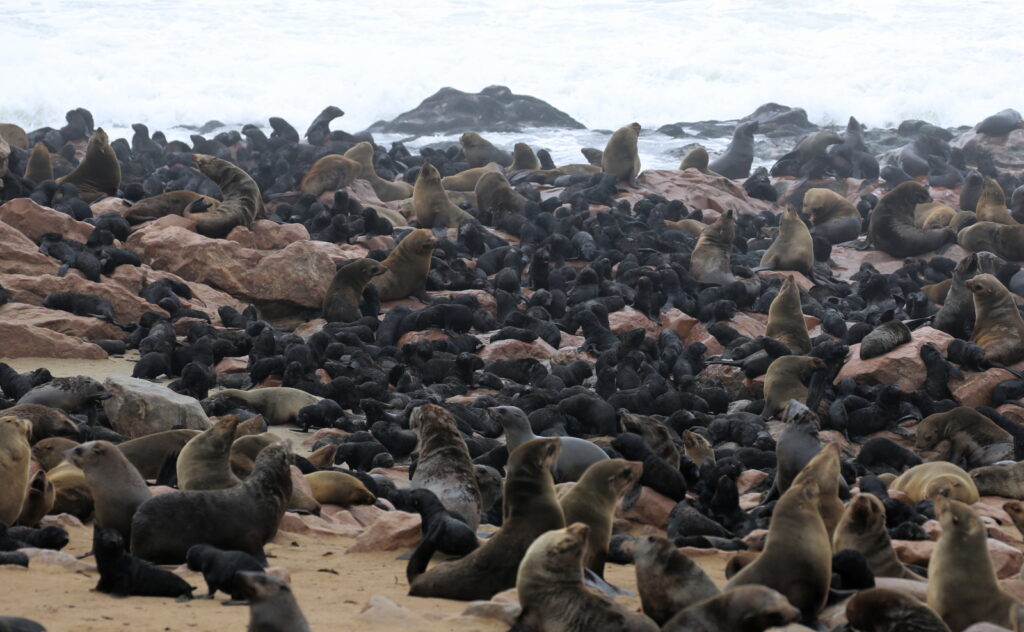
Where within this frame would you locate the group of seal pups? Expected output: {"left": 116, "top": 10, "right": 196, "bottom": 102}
{"left": 5, "top": 103, "right": 1024, "bottom": 630}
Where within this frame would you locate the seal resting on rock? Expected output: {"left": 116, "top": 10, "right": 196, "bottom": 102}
{"left": 299, "top": 154, "right": 360, "bottom": 197}
{"left": 322, "top": 258, "right": 386, "bottom": 323}
{"left": 130, "top": 442, "right": 292, "bottom": 564}
{"left": 846, "top": 587, "right": 950, "bottom": 632}
{"left": 56, "top": 128, "right": 120, "bottom": 202}
{"left": 189, "top": 153, "right": 265, "bottom": 238}
{"left": 915, "top": 407, "right": 1013, "bottom": 468}
{"left": 344, "top": 141, "right": 413, "bottom": 202}
{"left": 758, "top": 206, "right": 815, "bottom": 277}
{"left": 867, "top": 181, "right": 953, "bottom": 257}
{"left": 971, "top": 462, "right": 1024, "bottom": 499}
{"left": 805, "top": 187, "right": 861, "bottom": 245}
{"left": 967, "top": 273, "right": 1024, "bottom": 365}
{"left": 602, "top": 123, "right": 641, "bottom": 185}
{"left": 890, "top": 461, "right": 979, "bottom": 504}
{"left": 369, "top": 228, "right": 437, "bottom": 301}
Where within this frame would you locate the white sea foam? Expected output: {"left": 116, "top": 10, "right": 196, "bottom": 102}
{"left": 4, "top": 0, "right": 1022, "bottom": 170}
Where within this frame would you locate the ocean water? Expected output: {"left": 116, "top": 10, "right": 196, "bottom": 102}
{"left": 4, "top": 0, "right": 1022, "bottom": 169}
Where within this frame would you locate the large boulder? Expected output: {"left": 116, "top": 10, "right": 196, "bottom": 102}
{"left": 364, "top": 85, "right": 585, "bottom": 135}
{"left": 0, "top": 198, "right": 93, "bottom": 243}
{"left": 637, "top": 170, "right": 775, "bottom": 216}
{"left": 0, "top": 221, "right": 59, "bottom": 276}
{"left": 954, "top": 127, "right": 1024, "bottom": 174}
{"left": 106, "top": 264, "right": 248, "bottom": 325}
{"left": 102, "top": 376, "right": 210, "bottom": 438}
{"left": 0, "top": 321, "right": 106, "bottom": 359}
{"left": 0, "top": 272, "right": 166, "bottom": 322}
{"left": 836, "top": 327, "right": 954, "bottom": 391}
{"left": 0, "top": 303, "right": 124, "bottom": 340}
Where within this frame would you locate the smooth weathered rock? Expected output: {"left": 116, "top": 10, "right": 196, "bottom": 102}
{"left": 954, "top": 128, "right": 1024, "bottom": 173}
{"left": 0, "top": 198, "right": 93, "bottom": 243}
{"left": 226, "top": 220, "right": 309, "bottom": 250}
{"left": 0, "top": 220, "right": 60, "bottom": 275}
{"left": 89, "top": 197, "right": 133, "bottom": 218}
{"left": 102, "top": 375, "right": 210, "bottom": 438}
{"left": 836, "top": 326, "right": 954, "bottom": 391}
{"left": 659, "top": 308, "right": 698, "bottom": 340}
{"left": 608, "top": 306, "right": 660, "bottom": 337}
{"left": 831, "top": 243, "right": 972, "bottom": 281}
{"left": 616, "top": 487, "right": 674, "bottom": 528}
{"left": 347, "top": 511, "right": 422, "bottom": 553}
{"left": 0, "top": 322, "right": 107, "bottom": 359}
{"left": 0, "top": 272, "right": 165, "bottom": 322}
{"left": 737, "top": 469, "right": 769, "bottom": 494}
{"left": 19, "top": 547, "right": 96, "bottom": 572}
{"left": 638, "top": 169, "right": 776, "bottom": 216}
{"left": 106, "top": 264, "right": 247, "bottom": 324}
{"left": 952, "top": 366, "right": 1024, "bottom": 408}
{"left": 0, "top": 302, "right": 124, "bottom": 341}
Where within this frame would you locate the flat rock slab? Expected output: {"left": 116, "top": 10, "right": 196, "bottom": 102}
{"left": 103, "top": 375, "right": 210, "bottom": 438}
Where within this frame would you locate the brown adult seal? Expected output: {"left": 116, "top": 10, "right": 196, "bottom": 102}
{"left": 846, "top": 588, "right": 950, "bottom": 632}
{"left": 759, "top": 206, "right": 815, "bottom": 276}
{"left": 509, "top": 143, "right": 540, "bottom": 171}
{"left": 0, "top": 123, "right": 29, "bottom": 149}
{"left": 17, "top": 375, "right": 108, "bottom": 412}
{"left": 915, "top": 407, "right": 1013, "bottom": 468}
{"left": 634, "top": 535, "right": 719, "bottom": 625}
{"left": 761, "top": 356, "right": 826, "bottom": 420}
{"left": 967, "top": 273, "right": 1024, "bottom": 364}
{"left": 440, "top": 163, "right": 501, "bottom": 191}
{"left": 304, "top": 471, "right": 376, "bottom": 507}
{"left": 236, "top": 571, "right": 313, "bottom": 632}
{"left": 958, "top": 221, "right": 1024, "bottom": 261}
{"left": 408, "top": 438, "right": 564, "bottom": 601}
{"left": 33, "top": 437, "right": 79, "bottom": 471}
{"left": 369, "top": 228, "right": 437, "bottom": 301}
{"left": 805, "top": 187, "right": 862, "bottom": 244}
{"left": 176, "top": 415, "right": 241, "bottom": 491}
{"left": 619, "top": 410, "right": 680, "bottom": 468}
{"left": 679, "top": 146, "right": 714, "bottom": 174}
{"left": 24, "top": 142, "right": 53, "bottom": 183}
{"left": 972, "top": 463, "right": 1024, "bottom": 499}
{"left": 117, "top": 429, "right": 201, "bottom": 479}
{"left": 0, "top": 404, "right": 77, "bottom": 441}
{"left": 663, "top": 218, "right": 707, "bottom": 237}
{"left": 559, "top": 458, "right": 641, "bottom": 577}
{"left": 459, "top": 132, "right": 511, "bottom": 168}
{"left": 413, "top": 162, "right": 474, "bottom": 228}
{"left": 188, "top": 153, "right": 265, "bottom": 238}
{"left": 867, "top": 181, "right": 953, "bottom": 257}
{"left": 131, "top": 441, "right": 292, "bottom": 564}
{"left": 514, "top": 523, "right": 659, "bottom": 632}
{"left": 322, "top": 258, "right": 387, "bottom": 323}
{"left": 0, "top": 415, "right": 32, "bottom": 525}
{"left": 57, "top": 128, "right": 120, "bottom": 202}
{"left": 682, "top": 430, "right": 715, "bottom": 466}
{"left": 928, "top": 496, "right": 1021, "bottom": 631}
{"left": 833, "top": 493, "right": 925, "bottom": 580}
{"left": 976, "top": 176, "right": 1017, "bottom": 225}
{"left": 343, "top": 141, "right": 413, "bottom": 202}
{"left": 409, "top": 403, "right": 481, "bottom": 530}
{"left": 602, "top": 123, "right": 641, "bottom": 185}
{"left": 662, "top": 585, "right": 801, "bottom": 632}
{"left": 66, "top": 440, "right": 151, "bottom": 541}
{"left": 790, "top": 442, "right": 844, "bottom": 539}
{"left": 933, "top": 251, "right": 1003, "bottom": 339}
{"left": 299, "top": 154, "right": 360, "bottom": 196}
{"left": 691, "top": 209, "right": 738, "bottom": 285}
{"left": 765, "top": 275, "right": 811, "bottom": 354}
{"left": 211, "top": 388, "right": 321, "bottom": 426}
{"left": 15, "top": 469, "right": 55, "bottom": 527}
{"left": 726, "top": 479, "right": 830, "bottom": 624}
{"left": 890, "top": 461, "right": 979, "bottom": 504}
{"left": 474, "top": 170, "right": 529, "bottom": 214}
{"left": 124, "top": 190, "right": 219, "bottom": 224}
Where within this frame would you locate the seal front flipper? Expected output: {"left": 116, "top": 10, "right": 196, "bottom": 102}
{"left": 406, "top": 521, "right": 443, "bottom": 584}
{"left": 582, "top": 568, "right": 634, "bottom": 596}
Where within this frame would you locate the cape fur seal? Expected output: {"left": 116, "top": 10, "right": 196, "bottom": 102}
{"left": 413, "top": 162, "right": 475, "bottom": 228}
{"left": 559, "top": 458, "right": 641, "bottom": 577}
{"left": 124, "top": 190, "right": 219, "bottom": 224}
{"left": 460, "top": 132, "right": 511, "bottom": 168}
{"left": 410, "top": 403, "right": 481, "bottom": 530}
{"left": 602, "top": 123, "right": 641, "bottom": 185}
{"left": 691, "top": 209, "right": 738, "bottom": 285}
{"left": 24, "top": 142, "right": 53, "bottom": 183}
{"left": 971, "top": 462, "right": 1024, "bottom": 499}
{"left": 237, "top": 570, "right": 313, "bottom": 632}
{"left": 762, "top": 356, "right": 826, "bottom": 420}
{"left": 890, "top": 461, "right": 979, "bottom": 504}
{"left": 130, "top": 442, "right": 292, "bottom": 564}
{"left": 833, "top": 493, "right": 925, "bottom": 580}
{"left": 709, "top": 121, "right": 758, "bottom": 179}
{"left": 56, "top": 128, "right": 120, "bottom": 202}
{"left": 634, "top": 535, "right": 720, "bottom": 625}
{"left": 933, "top": 251, "right": 1003, "bottom": 339}
{"left": 487, "top": 405, "right": 609, "bottom": 482}
{"left": 95, "top": 528, "right": 194, "bottom": 598}
{"left": 513, "top": 523, "right": 659, "bottom": 632}
{"left": 967, "top": 273, "right": 1024, "bottom": 364}
{"left": 440, "top": 163, "right": 501, "bottom": 191}
{"left": 369, "top": 229, "right": 437, "bottom": 301}
{"left": 343, "top": 141, "right": 413, "bottom": 202}
{"left": 185, "top": 544, "right": 265, "bottom": 599}
{"left": 299, "top": 154, "right": 360, "bottom": 196}
{"left": 804, "top": 187, "right": 861, "bottom": 244}
{"left": 679, "top": 146, "right": 714, "bottom": 174}
{"left": 211, "top": 388, "right": 321, "bottom": 426}
{"left": 662, "top": 585, "right": 801, "bottom": 632}
{"left": 176, "top": 415, "right": 241, "bottom": 491}
{"left": 66, "top": 440, "right": 151, "bottom": 541}
{"left": 859, "top": 320, "right": 912, "bottom": 359}
{"left": 304, "top": 471, "right": 376, "bottom": 507}
{"left": 189, "top": 153, "right": 265, "bottom": 238}
{"left": 16, "top": 470, "right": 55, "bottom": 527}
{"left": 0, "top": 404, "right": 77, "bottom": 441}
{"left": 117, "top": 429, "right": 201, "bottom": 479}
{"left": 790, "top": 442, "right": 844, "bottom": 539}
{"left": 509, "top": 143, "right": 540, "bottom": 171}
{"left": 977, "top": 176, "right": 1017, "bottom": 225}
{"left": 765, "top": 275, "right": 811, "bottom": 354}
{"left": 17, "top": 375, "right": 109, "bottom": 412}
{"left": 322, "top": 258, "right": 386, "bottom": 323}
{"left": 846, "top": 588, "right": 950, "bottom": 632}
{"left": 0, "top": 415, "right": 32, "bottom": 525}
{"left": 407, "top": 438, "right": 564, "bottom": 600}
{"left": 868, "top": 181, "right": 953, "bottom": 257}
{"left": 928, "top": 496, "right": 1021, "bottom": 631}
{"left": 957, "top": 221, "right": 1024, "bottom": 261}
{"left": 475, "top": 170, "right": 529, "bottom": 214}
{"left": 915, "top": 407, "right": 1013, "bottom": 468}
{"left": 758, "top": 206, "right": 815, "bottom": 276}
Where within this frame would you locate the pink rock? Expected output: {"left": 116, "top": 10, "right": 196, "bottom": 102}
{"left": 106, "top": 264, "right": 247, "bottom": 324}
{"left": 0, "top": 272, "right": 166, "bottom": 323}
{"left": 922, "top": 519, "right": 942, "bottom": 539}
{"left": 608, "top": 307, "right": 660, "bottom": 337}
{"left": 277, "top": 512, "right": 363, "bottom": 537}
{"left": 952, "top": 366, "right": 1024, "bottom": 408}
{"left": 347, "top": 504, "right": 388, "bottom": 527}
{"left": 398, "top": 329, "right": 451, "bottom": 346}
{"left": 478, "top": 338, "right": 562, "bottom": 363}
{"left": 215, "top": 356, "right": 248, "bottom": 375}
{"left": 659, "top": 308, "right": 698, "bottom": 339}
{"left": 637, "top": 170, "right": 776, "bottom": 216}
{"left": 892, "top": 539, "right": 933, "bottom": 566}
{"left": 294, "top": 319, "right": 326, "bottom": 339}
{"left": 975, "top": 496, "right": 1015, "bottom": 526}
{"left": 685, "top": 312, "right": 771, "bottom": 356}
{"left": 989, "top": 538, "right": 1024, "bottom": 578}
{"left": 0, "top": 302, "right": 123, "bottom": 341}
{"left": 346, "top": 511, "right": 422, "bottom": 553}
{"left": 353, "top": 235, "right": 393, "bottom": 252}
{"left": 737, "top": 470, "right": 769, "bottom": 494}
{"left": 0, "top": 321, "right": 107, "bottom": 359}
{"left": 873, "top": 577, "right": 929, "bottom": 601}
{"left": 0, "top": 198, "right": 93, "bottom": 243}
{"left": 740, "top": 492, "right": 763, "bottom": 511}
{"left": 835, "top": 326, "right": 953, "bottom": 391}
{"left": 226, "top": 220, "right": 309, "bottom": 250}
{"left": 40, "top": 513, "right": 84, "bottom": 529}
{"left": 615, "top": 487, "right": 674, "bottom": 528}
{"left": 89, "top": 197, "right": 133, "bottom": 217}
{"left": 757, "top": 270, "right": 814, "bottom": 293}
{"left": 0, "top": 221, "right": 60, "bottom": 276}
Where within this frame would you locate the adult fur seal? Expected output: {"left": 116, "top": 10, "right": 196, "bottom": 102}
{"left": 890, "top": 461, "right": 979, "bottom": 504}
{"left": 410, "top": 403, "right": 481, "bottom": 530}
{"left": 679, "top": 146, "right": 714, "bottom": 174}
{"left": 602, "top": 123, "right": 641, "bottom": 185}
{"left": 977, "top": 177, "right": 1017, "bottom": 225}
{"left": 237, "top": 570, "right": 313, "bottom": 632}
{"left": 682, "top": 430, "right": 715, "bottom": 466}
{"left": 833, "top": 493, "right": 925, "bottom": 580}
{"left": 868, "top": 181, "right": 953, "bottom": 257}
{"left": 66, "top": 440, "right": 151, "bottom": 541}
{"left": 859, "top": 320, "right": 912, "bottom": 359}
{"left": 322, "top": 258, "right": 386, "bottom": 323}
{"left": 15, "top": 470, "right": 54, "bottom": 527}
{"left": 967, "top": 273, "right": 1024, "bottom": 364}
{"left": 343, "top": 141, "right": 413, "bottom": 202}
{"left": 790, "top": 442, "right": 844, "bottom": 539}
{"left": 934, "top": 251, "right": 1003, "bottom": 339}
{"left": 189, "top": 153, "right": 264, "bottom": 238}
{"left": 772, "top": 399, "right": 823, "bottom": 495}
{"left": 299, "top": 154, "right": 360, "bottom": 196}
{"left": 0, "top": 404, "right": 77, "bottom": 441}
{"left": 513, "top": 523, "right": 659, "bottom": 632}
{"left": 928, "top": 496, "right": 1021, "bottom": 631}
{"left": 475, "top": 170, "right": 529, "bottom": 214}
{"left": 407, "top": 438, "right": 564, "bottom": 601}
{"left": 765, "top": 275, "right": 811, "bottom": 354}
{"left": 762, "top": 356, "right": 826, "bottom": 420}
{"left": 559, "top": 458, "right": 641, "bottom": 577}
{"left": 413, "top": 162, "right": 474, "bottom": 228}
{"left": 304, "top": 471, "right": 376, "bottom": 507}
{"left": 460, "top": 132, "right": 511, "bottom": 168}
{"left": 117, "top": 429, "right": 201, "bottom": 479}
{"left": 369, "top": 228, "right": 437, "bottom": 301}
{"left": 634, "top": 535, "right": 719, "bottom": 625}
{"left": 56, "top": 128, "right": 120, "bottom": 202}
{"left": 17, "top": 375, "right": 108, "bottom": 412}
{"left": 846, "top": 588, "right": 950, "bottom": 632}
{"left": 915, "top": 407, "right": 1013, "bottom": 468}
{"left": 971, "top": 462, "right": 1024, "bottom": 499}
{"left": 0, "top": 415, "right": 32, "bottom": 525}
{"left": 24, "top": 142, "right": 53, "bottom": 184}
{"left": 758, "top": 206, "right": 814, "bottom": 276}
{"left": 691, "top": 209, "right": 738, "bottom": 285}
{"left": 661, "top": 585, "right": 801, "bottom": 632}
{"left": 176, "top": 415, "right": 241, "bottom": 491}
{"left": 130, "top": 442, "right": 292, "bottom": 564}
{"left": 725, "top": 479, "right": 831, "bottom": 624}
{"left": 957, "top": 221, "right": 1024, "bottom": 261}
{"left": 124, "top": 191, "right": 219, "bottom": 224}
{"left": 440, "top": 163, "right": 501, "bottom": 191}
{"left": 509, "top": 143, "right": 540, "bottom": 171}
{"left": 804, "top": 188, "right": 861, "bottom": 244}
{"left": 709, "top": 120, "right": 758, "bottom": 179}
{"left": 47, "top": 461, "right": 93, "bottom": 520}
{"left": 212, "top": 388, "right": 321, "bottom": 426}
{"left": 487, "top": 405, "right": 609, "bottom": 482}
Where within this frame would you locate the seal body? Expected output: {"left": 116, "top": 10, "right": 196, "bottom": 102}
{"left": 762, "top": 357, "right": 825, "bottom": 420}
{"left": 130, "top": 442, "right": 292, "bottom": 564}
{"left": 0, "top": 415, "right": 32, "bottom": 525}
{"left": 413, "top": 162, "right": 474, "bottom": 227}
{"left": 0, "top": 404, "right": 77, "bottom": 441}
{"left": 833, "top": 493, "right": 924, "bottom": 580}
{"left": 322, "top": 259, "right": 386, "bottom": 323}
{"left": 15, "top": 470, "right": 55, "bottom": 528}
{"left": 691, "top": 209, "right": 737, "bottom": 285}
{"left": 487, "top": 405, "right": 608, "bottom": 482}
{"left": 859, "top": 320, "right": 912, "bottom": 359}
{"left": 213, "top": 388, "right": 321, "bottom": 426}
{"left": 662, "top": 585, "right": 801, "bottom": 632}
{"left": 971, "top": 462, "right": 1024, "bottom": 499}
{"left": 299, "top": 154, "right": 360, "bottom": 196}
{"left": 176, "top": 415, "right": 241, "bottom": 491}
{"left": 17, "top": 376, "right": 108, "bottom": 412}
{"left": 805, "top": 188, "right": 861, "bottom": 244}
{"left": 370, "top": 229, "right": 437, "bottom": 301}
{"left": 344, "top": 141, "right": 413, "bottom": 202}
{"left": 760, "top": 206, "right": 814, "bottom": 276}
{"left": 237, "top": 570, "right": 312, "bottom": 632}
{"left": 410, "top": 404, "right": 481, "bottom": 529}
{"left": 968, "top": 273, "right": 1024, "bottom": 364}
{"left": 118, "top": 429, "right": 201, "bottom": 479}
{"left": 846, "top": 588, "right": 950, "bottom": 632}
{"left": 460, "top": 132, "right": 511, "bottom": 168}
{"left": 304, "top": 471, "right": 376, "bottom": 507}
{"left": 765, "top": 275, "right": 811, "bottom": 354}
{"left": 934, "top": 252, "right": 1003, "bottom": 339}
{"left": 890, "top": 461, "right": 979, "bottom": 504}
{"left": 634, "top": 535, "right": 719, "bottom": 625}
{"left": 189, "top": 153, "right": 264, "bottom": 238}
{"left": 709, "top": 121, "right": 757, "bottom": 179}
{"left": 185, "top": 544, "right": 266, "bottom": 599}
{"left": 790, "top": 442, "right": 844, "bottom": 539}
{"left": 94, "top": 528, "right": 193, "bottom": 598}
{"left": 868, "top": 181, "right": 952, "bottom": 257}
{"left": 958, "top": 221, "right": 1024, "bottom": 261}
{"left": 915, "top": 407, "right": 1013, "bottom": 468}
{"left": 24, "top": 142, "right": 53, "bottom": 183}
{"left": 66, "top": 440, "right": 151, "bottom": 541}
{"left": 602, "top": 123, "right": 641, "bottom": 184}
{"left": 56, "top": 128, "right": 120, "bottom": 201}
